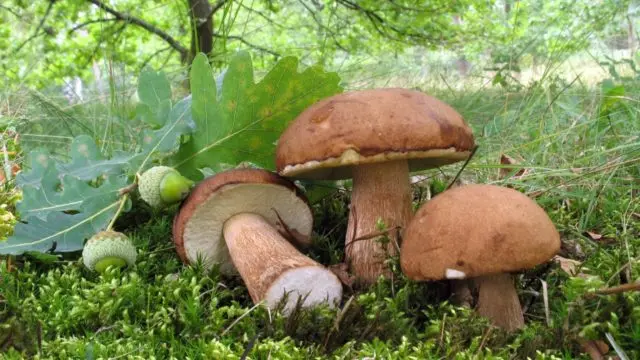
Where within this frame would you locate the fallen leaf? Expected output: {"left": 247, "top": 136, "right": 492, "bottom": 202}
{"left": 527, "top": 190, "right": 544, "bottom": 198}
{"left": 499, "top": 154, "right": 527, "bottom": 179}
{"left": 578, "top": 339, "right": 610, "bottom": 360}
{"left": 553, "top": 255, "right": 582, "bottom": 276}
{"left": 328, "top": 263, "right": 355, "bottom": 289}
{"left": 584, "top": 231, "right": 617, "bottom": 245}
{"left": 586, "top": 231, "right": 603, "bottom": 240}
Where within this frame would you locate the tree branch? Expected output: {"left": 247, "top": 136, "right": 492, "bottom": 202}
{"left": 10, "top": 0, "right": 55, "bottom": 56}
{"left": 0, "top": 4, "right": 22, "bottom": 19}
{"left": 68, "top": 18, "right": 118, "bottom": 34}
{"left": 212, "top": 33, "right": 280, "bottom": 57}
{"left": 86, "top": 0, "right": 188, "bottom": 59}
{"left": 139, "top": 46, "right": 172, "bottom": 71}
{"left": 210, "top": 0, "right": 228, "bottom": 17}
{"left": 297, "top": 0, "right": 348, "bottom": 52}
{"left": 335, "top": 0, "right": 440, "bottom": 44}
{"left": 239, "top": 2, "right": 289, "bottom": 30}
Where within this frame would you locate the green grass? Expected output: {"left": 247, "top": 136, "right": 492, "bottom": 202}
{"left": 1, "top": 59, "right": 639, "bottom": 359}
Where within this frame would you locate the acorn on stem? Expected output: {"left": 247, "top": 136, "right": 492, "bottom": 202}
{"left": 138, "top": 166, "right": 194, "bottom": 209}
{"left": 82, "top": 231, "right": 137, "bottom": 273}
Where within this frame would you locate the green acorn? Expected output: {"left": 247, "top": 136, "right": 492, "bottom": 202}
{"left": 82, "top": 231, "right": 137, "bottom": 273}
{"left": 138, "top": 166, "right": 194, "bottom": 209}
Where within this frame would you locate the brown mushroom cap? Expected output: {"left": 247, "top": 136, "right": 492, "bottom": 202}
{"left": 275, "top": 88, "right": 475, "bottom": 180}
{"left": 172, "top": 168, "right": 313, "bottom": 274}
{"left": 400, "top": 184, "right": 560, "bottom": 281}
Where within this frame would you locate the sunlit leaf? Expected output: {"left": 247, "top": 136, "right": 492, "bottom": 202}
{"left": 171, "top": 51, "right": 343, "bottom": 180}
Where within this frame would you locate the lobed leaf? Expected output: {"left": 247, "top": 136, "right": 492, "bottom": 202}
{"left": 171, "top": 51, "right": 343, "bottom": 180}
{"left": 136, "top": 66, "right": 173, "bottom": 128}
{"left": 1, "top": 175, "right": 127, "bottom": 255}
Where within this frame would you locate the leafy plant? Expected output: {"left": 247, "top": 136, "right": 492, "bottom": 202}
{"left": 171, "top": 52, "right": 342, "bottom": 180}
{"left": 0, "top": 51, "right": 342, "bottom": 256}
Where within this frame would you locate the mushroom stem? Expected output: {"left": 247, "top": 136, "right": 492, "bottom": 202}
{"left": 474, "top": 273, "right": 525, "bottom": 332}
{"left": 223, "top": 213, "right": 342, "bottom": 313}
{"left": 346, "top": 160, "right": 412, "bottom": 285}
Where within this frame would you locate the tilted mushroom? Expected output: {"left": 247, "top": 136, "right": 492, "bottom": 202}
{"left": 400, "top": 184, "right": 560, "bottom": 331}
{"left": 275, "top": 88, "right": 475, "bottom": 285}
{"left": 172, "top": 168, "right": 342, "bottom": 313}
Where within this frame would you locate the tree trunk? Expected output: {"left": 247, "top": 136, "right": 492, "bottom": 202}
{"left": 188, "top": 0, "right": 214, "bottom": 64}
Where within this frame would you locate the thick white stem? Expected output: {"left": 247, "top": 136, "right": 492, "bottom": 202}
{"left": 474, "top": 273, "right": 525, "bottom": 332}
{"left": 345, "top": 160, "right": 412, "bottom": 285}
{"left": 223, "top": 213, "right": 342, "bottom": 314}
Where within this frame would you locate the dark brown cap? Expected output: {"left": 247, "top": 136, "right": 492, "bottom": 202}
{"left": 400, "top": 184, "right": 560, "bottom": 281}
{"left": 275, "top": 88, "right": 475, "bottom": 180}
{"left": 172, "top": 168, "right": 313, "bottom": 274}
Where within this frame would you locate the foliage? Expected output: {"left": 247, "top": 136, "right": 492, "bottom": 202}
{"left": 172, "top": 52, "right": 342, "bottom": 179}
{"left": 2, "top": 0, "right": 634, "bottom": 89}
{"left": 1, "top": 0, "right": 640, "bottom": 357}
{"left": 0, "top": 50, "right": 341, "bottom": 255}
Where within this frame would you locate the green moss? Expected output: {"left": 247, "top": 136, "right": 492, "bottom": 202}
{"left": 1, "top": 73, "right": 639, "bottom": 359}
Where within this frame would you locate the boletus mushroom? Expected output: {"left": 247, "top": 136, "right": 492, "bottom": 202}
{"left": 400, "top": 184, "right": 560, "bottom": 332}
{"left": 275, "top": 88, "right": 475, "bottom": 285}
{"left": 172, "top": 168, "right": 342, "bottom": 313}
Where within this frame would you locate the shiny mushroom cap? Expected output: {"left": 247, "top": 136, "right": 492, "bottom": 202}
{"left": 275, "top": 88, "right": 475, "bottom": 180}
{"left": 400, "top": 184, "right": 560, "bottom": 281}
{"left": 172, "top": 168, "right": 313, "bottom": 275}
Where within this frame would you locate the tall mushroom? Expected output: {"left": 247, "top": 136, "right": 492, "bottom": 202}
{"left": 275, "top": 88, "right": 475, "bottom": 285}
{"left": 400, "top": 184, "right": 560, "bottom": 331}
{"left": 173, "top": 168, "right": 342, "bottom": 313}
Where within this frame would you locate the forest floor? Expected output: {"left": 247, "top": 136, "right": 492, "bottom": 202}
{"left": 1, "top": 57, "right": 639, "bottom": 359}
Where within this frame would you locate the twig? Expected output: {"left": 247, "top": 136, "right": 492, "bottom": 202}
{"left": 446, "top": 145, "right": 479, "bottom": 190}
{"left": 344, "top": 225, "right": 402, "bottom": 254}
{"left": 106, "top": 194, "right": 130, "bottom": 231}
{"left": 0, "top": 5, "right": 22, "bottom": 19}
{"left": 212, "top": 33, "right": 281, "bottom": 57}
{"left": 86, "top": 0, "right": 188, "bottom": 58}
{"left": 68, "top": 18, "right": 118, "bottom": 33}
{"left": 118, "top": 182, "right": 138, "bottom": 196}
{"left": 586, "top": 281, "right": 640, "bottom": 298}
{"left": 139, "top": 46, "right": 172, "bottom": 71}
{"left": 10, "top": 0, "right": 55, "bottom": 56}
{"left": 209, "top": 0, "right": 228, "bottom": 17}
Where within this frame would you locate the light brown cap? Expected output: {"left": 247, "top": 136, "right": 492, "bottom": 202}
{"left": 400, "top": 184, "right": 560, "bottom": 281}
{"left": 172, "top": 168, "right": 313, "bottom": 274}
{"left": 275, "top": 88, "right": 475, "bottom": 180}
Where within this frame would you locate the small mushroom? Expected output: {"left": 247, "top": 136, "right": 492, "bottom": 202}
{"left": 400, "top": 184, "right": 560, "bottom": 331}
{"left": 172, "top": 168, "right": 342, "bottom": 313}
{"left": 276, "top": 88, "right": 475, "bottom": 285}
{"left": 82, "top": 230, "right": 137, "bottom": 273}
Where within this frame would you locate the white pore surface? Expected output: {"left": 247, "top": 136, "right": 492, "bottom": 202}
{"left": 265, "top": 266, "right": 343, "bottom": 314}
{"left": 183, "top": 183, "right": 313, "bottom": 275}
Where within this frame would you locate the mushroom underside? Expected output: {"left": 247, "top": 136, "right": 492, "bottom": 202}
{"left": 180, "top": 183, "right": 313, "bottom": 274}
